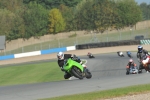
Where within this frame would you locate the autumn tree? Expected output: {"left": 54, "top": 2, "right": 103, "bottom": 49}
{"left": 49, "top": 8, "right": 66, "bottom": 34}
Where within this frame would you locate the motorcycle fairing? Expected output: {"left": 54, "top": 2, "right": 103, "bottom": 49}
{"left": 63, "top": 58, "right": 84, "bottom": 73}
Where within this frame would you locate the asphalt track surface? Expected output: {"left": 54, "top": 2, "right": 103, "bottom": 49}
{"left": 0, "top": 53, "right": 150, "bottom": 100}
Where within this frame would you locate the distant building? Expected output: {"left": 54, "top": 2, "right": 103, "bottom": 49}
{"left": 0, "top": 36, "right": 6, "bottom": 51}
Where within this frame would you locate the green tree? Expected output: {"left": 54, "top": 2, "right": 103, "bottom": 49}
{"left": 115, "top": 0, "right": 142, "bottom": 27}
{"left": 75, "top": 0, "right": 117, "bottom": 32}
{"left": 23, "top": 0, "right": 81, "bottom": 9}
{"left": 0, "top": 0, "right": 25, "bottom": 40}
{"left": 93, "top": 0, "right": 116, "bottom": 32}
{"left": 140, "top": 3, "right": 150, "bottom": 20}
{"left": 49, "top": 8, "right": 66, "bottom": 34}
{"left": 0, "top": 9, "right": 24, "bottom": 40}
{"left": 62, "top": 0, "right": 81, "bottom": 7}
{"left": 74, "top": 0, "right": 96, "bottom": 30}
{"left": 23, "top": 2, "right": 49, "bottom": 39}
{"left": 59, "top": 4, "right": 75, "bottom": 31}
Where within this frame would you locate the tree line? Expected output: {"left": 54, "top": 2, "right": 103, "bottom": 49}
{"left": 0, "top": 0, "right": 149, "bottom": 41}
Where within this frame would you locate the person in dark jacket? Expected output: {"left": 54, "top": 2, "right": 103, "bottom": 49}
{"left": 57, "top": 51, "right": 83, "bottom": 79}
{"left": 87, "top": 52, "right": 95, "bottom": 58}
{"left": 137, "top": 45, "right": 149, "bottom": 60}
{"left": 126, "top": 51, "right": 132, "bottom": 58}
{"left": 126, "top": 59, "right": 137, "bottom": 75}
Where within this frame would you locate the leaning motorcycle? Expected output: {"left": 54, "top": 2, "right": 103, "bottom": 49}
{"left": 87, "top": 54, "right": 95, "bottom": 58}
{"left": 126, "top": 66, "right": 138, "bottom": 75}
{"left": 117, "top": 51, "right": 124, "bottom": 57}
{"left": 126, "top": 52, "right": 132, "bottom": 58}
{"left": 63, "top": 58, "right": 92, "bottom": 79}
{"left": 139, "top": 55, "right": 150, "bottom": 73}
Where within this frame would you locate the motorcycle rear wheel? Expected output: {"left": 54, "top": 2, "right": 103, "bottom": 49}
{"left": 84, "top": 68, "right": 92, "bottom": 79}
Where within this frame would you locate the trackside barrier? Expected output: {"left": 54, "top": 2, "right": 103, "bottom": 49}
{"left": 0, "top": 46, "right": 76, "bottom": 61}
{"left": 0, "top": 54, "right": 14, "bottom": 60}
{"left": 76, "top": 40, "right": 140, "bottom": 50}
{"left": 41, "top": 47, "right": 67, "bottom": 55}
{"left": 14, "top": 51, "right": 41, "bottom": 58}
{"left": 140, "top": 40, "right": 150, "bottom": 45}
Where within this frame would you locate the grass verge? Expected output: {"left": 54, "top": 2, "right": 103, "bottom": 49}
{"left": 40, "top": 84, "right": 150, "bottom": 100}
{"left": 0, "top": 61, "right": 64, "bottom": 86}
{"left": 0, "top": 59, "right": 86, "bottom": 86}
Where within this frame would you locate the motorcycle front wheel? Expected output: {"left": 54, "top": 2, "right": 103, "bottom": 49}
{"left": 71, "top": 67, "right": 83, "bottom": 79}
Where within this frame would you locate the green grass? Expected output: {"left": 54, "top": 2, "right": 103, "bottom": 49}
{"left": 68, "top": 33, "right": 77, "bottom": 38}
{"left": 0, "top": 62, "right": 64, "bottom": 86}
{"left": 40, "top": 84, "right": 150, "bottom": 100}
{"left": 0, "top": 60, "right": 86, "bottom": 86}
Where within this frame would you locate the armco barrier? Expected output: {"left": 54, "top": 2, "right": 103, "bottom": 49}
{"left": 0, "top": 46, "right": 76, "bottom": 61}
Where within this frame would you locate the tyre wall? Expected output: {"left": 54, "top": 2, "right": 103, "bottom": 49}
{"left": 76, "top": 40, "right": 141, "bottom": 50}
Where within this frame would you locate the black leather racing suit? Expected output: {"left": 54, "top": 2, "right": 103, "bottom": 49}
{"left": 137, "top": 49, "right": 149, "bottom": 59}
{"left": 57, "top": 54, "right": 81, "bottom": 79}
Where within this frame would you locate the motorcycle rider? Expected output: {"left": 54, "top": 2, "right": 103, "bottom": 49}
{"left": 87, "top": 52, "right": 92, "bottom": 56}
{"left": 87, "top": 52, "right": 94, "bottom": 58}
{"left": 126, "top": 51, "right": 132, "bottom": 58}
{"left": 117, "top": 51, "right": 124, "bottom": 57}
{"left": 57, "top": 51, "right": 85, "bottom": 79}
{"left": 139, "top": 54, "right": 150, "bottom": 73}
{"left": 126, "top": 59, "right": 137, "bottom": 75}
{"left": 142, "top": 54, "right": 150, "bottom": 65}
{"left": 137, "top": 45, "right": 149, "bottom": 60}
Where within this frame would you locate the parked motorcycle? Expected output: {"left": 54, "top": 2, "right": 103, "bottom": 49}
{"left": 126, "top": 66, "right": 138, "bottom": 75}
{"left": 63, "top": 58, "right": 92, "bottom": 79}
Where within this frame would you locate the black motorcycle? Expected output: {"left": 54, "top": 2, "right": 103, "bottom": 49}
{"left": 87, "top": 54, "right": 95, "bottom": 58}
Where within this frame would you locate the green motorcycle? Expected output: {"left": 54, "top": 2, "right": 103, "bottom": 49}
{"left": 63, "top": 58, "right": 92, "bottom": 79}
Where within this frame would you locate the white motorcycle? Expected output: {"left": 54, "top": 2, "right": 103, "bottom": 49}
{"left": 117, "top": 51, "right": 124, "bottom": 57}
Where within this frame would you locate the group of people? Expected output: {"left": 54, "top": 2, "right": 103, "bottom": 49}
{"left": 126, "top": 45, "right": 150, "bottom": 74}
{"left": 56, "top": 45, "right": 149, "bottom": 79}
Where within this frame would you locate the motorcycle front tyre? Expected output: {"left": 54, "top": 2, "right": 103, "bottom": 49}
{"left": 71, "top": 67, "right": 83, "bottom": 79}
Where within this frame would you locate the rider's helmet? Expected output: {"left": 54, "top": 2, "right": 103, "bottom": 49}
{"left": 129, "top": 59, "right": 133, "bottom": 63}
{"left": 57, "top": 52, "right": 64, "bottom": 60}
{"left": 138, "top": 45, "right": 143, "bottom": 52}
